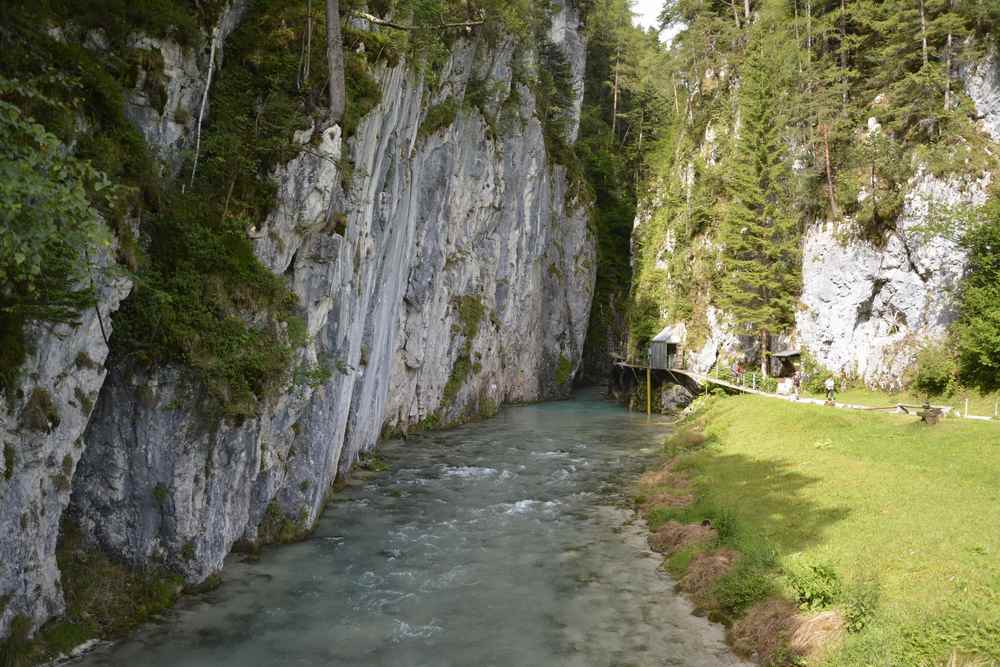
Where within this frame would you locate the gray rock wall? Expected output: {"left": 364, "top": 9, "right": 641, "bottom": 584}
{"left": 798, "top": 171, "right": 990, "bottom": 387}
{"left": 0, "top": 251, "right": 130, "bottom": 636}
{"left": 1, "top": 2, "right": 594, "bottom": 641}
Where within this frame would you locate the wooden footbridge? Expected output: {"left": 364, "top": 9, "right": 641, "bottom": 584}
{"left": 613, "top": 360, "right": 973, "bottom": 420}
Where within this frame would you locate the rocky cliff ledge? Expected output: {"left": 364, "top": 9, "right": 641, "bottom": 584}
{"left": 0, "top": 0, "right": 594, "bottom": 639}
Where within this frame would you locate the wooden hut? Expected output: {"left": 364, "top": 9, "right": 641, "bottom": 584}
{"left": 648, "top": 324, "right": 684, "bottom": 370}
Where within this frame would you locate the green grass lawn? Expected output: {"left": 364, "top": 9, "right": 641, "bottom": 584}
{"left": 653, "top": 394, "right": 1000, "bottom": 665}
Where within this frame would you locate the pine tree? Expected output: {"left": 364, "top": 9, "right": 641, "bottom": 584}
{"left": 716, "top": 29, "right": 802, "bottom": 375}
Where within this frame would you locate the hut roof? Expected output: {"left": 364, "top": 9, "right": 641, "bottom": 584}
{"left": 652, "top": 324, "right": 684, "bottom": 344}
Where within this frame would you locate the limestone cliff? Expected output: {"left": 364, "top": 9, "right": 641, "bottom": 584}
{"left": 631, "top": 54, "right": 1000, "bottom": 387}
{"left": 0, "top": 1, "right": 594, "bottom": 640}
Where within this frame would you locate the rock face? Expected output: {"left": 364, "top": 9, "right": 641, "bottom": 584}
{"left": 124, "top": 1, "right": 248, "bottom": 172}
{"left": 0, "top": 4, "right": 248, "bottom": 638}
{"left": 797, "top": 172, "right": 990, "bottom": 387}
{"left": 0, "top": 251, "right": 130, "bottom": 636}
{"left": 72, "top": 0, "right": 591, "bottom": 614}
{"left": 1, "top": 2, "right": 593, "bottom": 641}
{"left": 963, "top": 52, "right": 1000, "bottom": 143}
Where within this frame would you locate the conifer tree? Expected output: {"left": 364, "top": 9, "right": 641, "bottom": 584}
{"left": 716, "top": 29, "right": 801, "bottom": 375}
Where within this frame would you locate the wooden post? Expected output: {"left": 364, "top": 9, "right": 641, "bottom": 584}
{"left": 646, "top": 365, "right": 652, "bottom": 417}
{"left": 965, "top": 398, "right": 969, "bottom": 418}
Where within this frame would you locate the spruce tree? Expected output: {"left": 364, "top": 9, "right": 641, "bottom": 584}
{"left": 716, "top": 29, "right": 802, "bottom": 375}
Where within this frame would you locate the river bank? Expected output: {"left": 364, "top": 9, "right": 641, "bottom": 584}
{"left": 636, "top": 393, "right": 1000, "bottom": 666}
{"left": 55, "top": 391, "right": 747, "bottom": 666}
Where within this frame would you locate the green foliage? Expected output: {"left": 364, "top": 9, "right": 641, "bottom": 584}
{"left": 111, "top": 0, "right": 335, "bottom": 418}
{"left": 442, "top": 295, "right": 485, "bottom": 405}
{"left": 22, "top": 519, "right": 185, "bottom": 663}
{"left": 713, "top": 562, "right": 775, "bottom": 619}
{"left": 714, "top": 27, "right": 801, "bottom": 344}
{"left": 0, "top": 78, "right": 117, "bottom": 394}
{"left": 21, "top": 389, "right": 60, "bottom": 433}
{"left": 554, "top": 355, "right": 573, "bottom": 386}
{"left": 152, "top": 483, "right": 169, "bottom": 504}
{"left": 909, "top": 341, "right": 959, "bottom": 398}
{"left": 956, "top": 200, "right": 1000, "bottom": 393}
{"left": 258, "top": 500, "right": 310, "bottom": 545}
{"left": 418, "top": 97, "right": 459, "bottom": 141}
{"left": 843, "top": 575, "right": 881, "bottom": 634}
{"left": 2, "top": 444, "right": 13, "bottom": 481}
{"left": 787, "top": 559, "right": 843, "bottom": 610}
{"left": 0, "top": 614, "right": 31, "bottom": 667}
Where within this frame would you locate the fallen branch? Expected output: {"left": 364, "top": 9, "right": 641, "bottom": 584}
{"left": 351, "top": 10, "right": 485, "bottom": 31}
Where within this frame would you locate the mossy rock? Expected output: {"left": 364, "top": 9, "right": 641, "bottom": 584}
{"left": 20, "top": 389, "right": 60, "bottom": 433}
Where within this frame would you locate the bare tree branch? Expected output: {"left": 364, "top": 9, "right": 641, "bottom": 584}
{"left": 350, "top": 10, "right": 485, "bottom": 31}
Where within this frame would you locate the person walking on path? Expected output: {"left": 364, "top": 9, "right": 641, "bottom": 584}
{"left": 824, "top": 377, "right": 836, "bottom": 403}
{"left": 793, "top": 370, "right": 802, "bottom": 400}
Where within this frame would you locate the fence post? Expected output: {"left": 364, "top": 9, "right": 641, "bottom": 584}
{"left": 965, "top": 398, "right": 970, "bottom": 418}
{"left": 646, "top": 365, "right": 652, "bottom": 417}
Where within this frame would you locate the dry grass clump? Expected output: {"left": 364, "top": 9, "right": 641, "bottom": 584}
{"left": 636, "top": 460, "right": 694, "bottom": 510}
{"left": 940, "top": 652, "right": 1000, "bottom": 667}
{"left": 679, "top": 548, "right": 740, "bottom": 607}
{"left": 789, "top": 609, "right": 846, "bottom": 662}
{"left": 647, "top": 520, "right": 716, "bottom": 555}
{"left": 730, "top": 597, "right": 799, "bottom": 665}
{"left": 730, "top": 598, "right": 846, "bottom": 666}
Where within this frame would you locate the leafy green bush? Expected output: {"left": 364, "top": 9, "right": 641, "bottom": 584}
{"left": 956, "top": 201, "right": 1000, "bottom": 394}
{"left": 909, "top": 342, "right": 959, "bottom": 399}
{"left": 787, "top": 559, "right": 843, "bottom": 610}
{"left": 714, "top": 563, "right": 775, "bottom": 618}
{"left": 0, "top": 79, "right": 117, "bottom": 393}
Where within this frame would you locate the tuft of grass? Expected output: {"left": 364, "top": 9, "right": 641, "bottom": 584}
{"left": 554, "top": 355, "right": 573, "bottom": 386}
{"left": 442, "top": 295, "right": 486, "bottom": 406}
{"left": 257, "top": 500, "right": 310, "bottom": 545}
{"left": 20, "top": 389, "right": 60, "bottom": 433}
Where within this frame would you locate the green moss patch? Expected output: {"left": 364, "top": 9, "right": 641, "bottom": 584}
{"left": 442, "top": 295, "right": 486, "bottom": 406}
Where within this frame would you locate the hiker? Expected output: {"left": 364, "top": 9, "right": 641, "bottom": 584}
{"left": 793, "top": 370, "right": 802, "bottom": 400}
{"left": 824, "top": 377, "right": 836, "bottom": 402}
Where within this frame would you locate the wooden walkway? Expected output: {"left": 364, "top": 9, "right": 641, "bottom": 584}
{"left": 615, "top": 362, "right": 998, "bottom": 421}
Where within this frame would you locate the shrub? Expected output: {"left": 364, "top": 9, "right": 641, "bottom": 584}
{"left": 21, "top": 389, "right": 60, "bottom": 433}
{"left": 787, "top": 560, "right": 843, "bottom": 611}
{"left": 555, "top": 355, "right": 573, "bottom": 385}
{"left": 3, "top": 444, "right": 15, "bottom": 481}
{"left": 956, "top": 201, "right": 1000, "bottom": 394}
{"left": 909, "top": 342, "right": 959, "bottom": 399}
{"left": 0, "top": 614, "right": 31, "bottom": 667}
{"left": 714, "top": 563, "right": 775, "bottom": 618}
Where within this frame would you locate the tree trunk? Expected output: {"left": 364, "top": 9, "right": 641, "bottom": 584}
{"left": 611, "top": 44, "right": 620, "bottom": 138}
{"left": 944, "top": 0, "right": 954, "bottom": 110}
{"left": 919, "top": 0, "right": 928, "bottom": 67}
{"left": 806, "top": 0, "right": 812, "bottom": 63}
{"left": 730, "top": 0, "right": 742, "bottom": 29}
{"left": 326, "top": 0, "right": 345, "bottom": 124}
{"left": 840, "top": 0, "right": 848, "bottom": 106}
{"left": 820, "top": 123, "right": 839, "bottom": 218}
{"left": 760, "top": 330, "right": 769, "bottom": 377}
{"left": 793, "top": 0, "right": 801, "bottom": 72}
{"left": 744, "top": 0, "right": 751, "bottom": 20}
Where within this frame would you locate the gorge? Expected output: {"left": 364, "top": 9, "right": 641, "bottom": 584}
{"left": 2, "top": 0, "right": 1000, "bottom": 664}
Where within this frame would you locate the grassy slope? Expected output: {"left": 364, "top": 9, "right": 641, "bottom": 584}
{"left": 657, "top": 394, "right": 1000, "bottom": 665}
